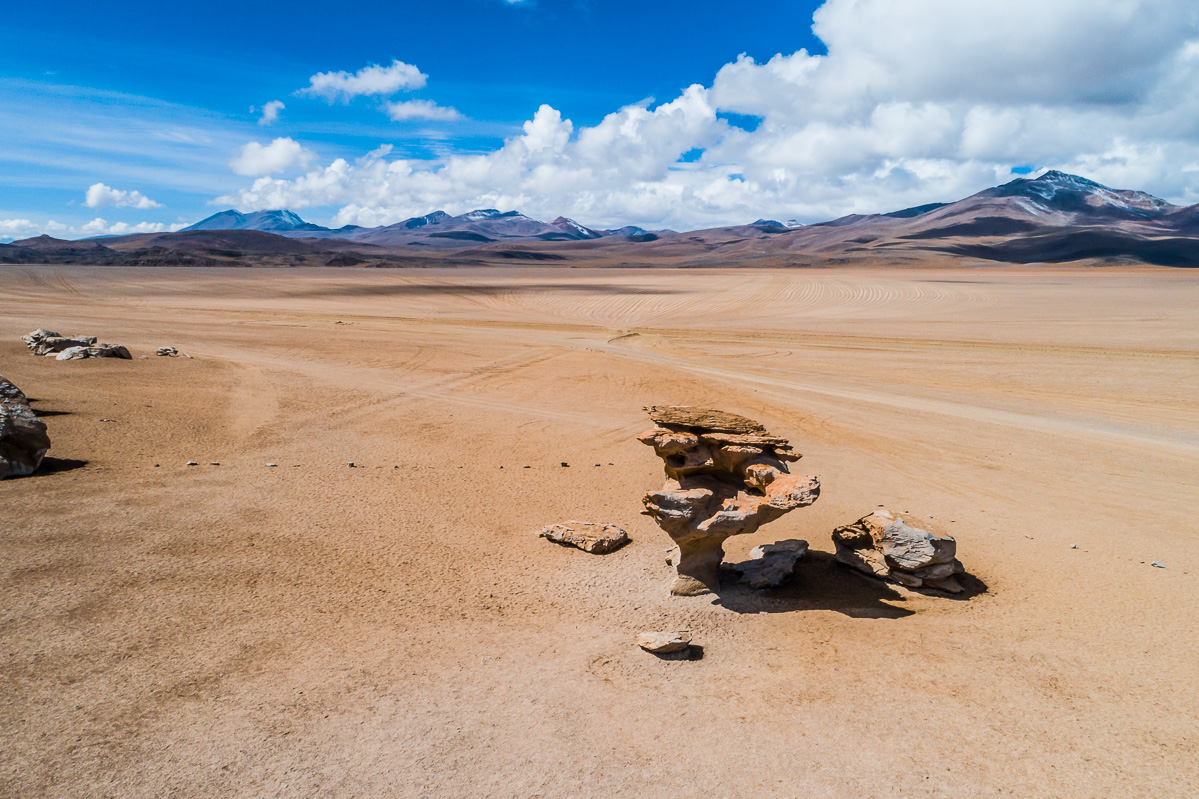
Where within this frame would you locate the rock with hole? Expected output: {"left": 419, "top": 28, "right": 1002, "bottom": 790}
{"left": 639, "top": 406, "right": 819, "bottom": 596}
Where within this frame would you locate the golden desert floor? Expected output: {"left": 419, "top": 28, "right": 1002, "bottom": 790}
{"left": 2, "top": 264, "right": 1198, "bottom": 798}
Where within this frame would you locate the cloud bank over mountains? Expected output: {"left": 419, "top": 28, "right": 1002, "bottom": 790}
{"left": 217, "top": 0, "right": 1199, "bottom": 231}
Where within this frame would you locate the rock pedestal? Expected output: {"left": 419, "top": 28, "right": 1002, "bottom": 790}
{"left": 832, "top": 508, "right": 966, "bottom": 592}
{"left": 0, "top": 376, "right": 50, "bottom": 479}
{"left": 639, "top": 406, "right": 820, "bottom": 596}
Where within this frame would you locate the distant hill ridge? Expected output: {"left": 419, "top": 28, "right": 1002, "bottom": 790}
{"left": 183, "top": 207, "right": 665, "bottom": 245}
{"left": 6, "top": 171, "right": 1198, "bottom": 267}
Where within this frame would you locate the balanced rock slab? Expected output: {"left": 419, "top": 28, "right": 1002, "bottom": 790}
{"left": 539, "top": 521, "right": 630, "bottom": 554}
{"left": 0, "top": 375, "right": 50, "bottom": 479}
{"left": 724, "top": 539, "right": 809, "bottom": 589}
{"left": 832, "top": 508, "right": 965, "bottom": 592}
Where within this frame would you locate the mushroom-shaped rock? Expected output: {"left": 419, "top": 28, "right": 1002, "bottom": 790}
{"left": 0, "top": 375, "right": 50, "bottom": 479}
{"left": 832, "top": 508, "right": 965, "bottom": 592}
{"left": 639, "top": 406, "right": 820, "bottom": 596}
{"left": 539, "top": 521, "right": 630, "bottom": 554}
{"left": 636, "top": 631, "right": 692, "bottom": 654}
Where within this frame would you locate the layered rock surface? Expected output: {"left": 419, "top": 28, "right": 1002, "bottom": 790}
{"left": 639, "top": 406, "right": 819, "bottom": 595}
{"left": 832, "top": 508, "right": 965, "bottom": 592}
{"left": 539, "top": 521, "right": 630, "bottom": 554}
{"left": 23, "top": 329, "right": 131, "bottom": 359}
{"left": 0, "top": 376, "right": 50, "bottom": 479}
{"left": 724, "top": 539, "right": 809, "bottom": 589}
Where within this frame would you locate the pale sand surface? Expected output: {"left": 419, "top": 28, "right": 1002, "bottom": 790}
{"left": 1, "top": 264, "right": 1197, "bottom": 797}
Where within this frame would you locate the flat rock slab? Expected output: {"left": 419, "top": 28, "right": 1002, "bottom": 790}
{"left": 645, "top": 405, "right": 767, "bottom": 434}
{"left": 539, "top": 521, "right": 630, "bottom": 554}
{"left": 724, "top": 538, "right": 809, "bottom": 588}
{"left": 637, "top": 630, "right": 692, "bottom": 654}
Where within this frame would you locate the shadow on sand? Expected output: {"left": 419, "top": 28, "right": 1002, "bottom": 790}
{"left": 711, "top": 550, "right": 988, "bottom": 618}
{"left": 34, "top": 457, "right": 89, "bottom": 475}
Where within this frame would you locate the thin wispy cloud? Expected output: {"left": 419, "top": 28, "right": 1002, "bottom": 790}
{"left": 298, "top": 60, "right": 427, "bottom": 103}
{"left": 384, "top": 100, "right": 463, "bottom": 122}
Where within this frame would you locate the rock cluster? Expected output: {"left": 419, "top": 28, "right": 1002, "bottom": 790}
{"left": 639, "top": 406, "right": 820, "bottom": 595}
{"left": 0, "top": 376, "right": 50, "bottom": 479}
{"left": 539, "top": 521, "right": 630, "bottom": 554}
{"left": 723, "top": 539, "right": 809, "bottom": 589}
{"left": 23, "top": 329, "right": 131, "bottom": 360}
{"left": 832, "top": 508, "right": 965, "bottom": 593}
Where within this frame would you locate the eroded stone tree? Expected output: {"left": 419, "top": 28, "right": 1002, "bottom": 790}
{"left": 639, "top": 406, "right": 820, "bottom": 595}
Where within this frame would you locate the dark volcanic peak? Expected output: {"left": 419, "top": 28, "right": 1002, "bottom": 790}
{"left": 401, "top": 211, "right": 451, "bottom": 229}
{"left": 980, "top": 170, "right": 1175, "bottom": 219}
{"left": 184, "top": 209, "right": 334, "bottom": 234}
{"left": 549, "top": 217, "right": 602, "bottom": 239}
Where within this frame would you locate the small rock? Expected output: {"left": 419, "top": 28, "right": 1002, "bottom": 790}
{"left": 723, "top": 539, "right": 808, "bottom": 589}
{"left": 157, "top": 347, "right": 179, "bottom": 357}
{"left": 347, "top": 462, "right": 355, "bottom": 467}
{"left": 539, "top": 521, "right": 630, "bottom": 554}
{"left": 560, "top": 462, "right": 570, "bottom": 467}
{"left": 1152, "top": 561, "right": 1166, "bottom": 569}
{"left": 209, "top": 462, "right": 220, "bottom": 466}
{"left": 637, "top": 631, "right": 692, "bottom": 654}
{"left": 265, "top": 463, "right": 277, "bottom": 467}
{"left": 1071, "top": 544, "right": 1078, "bottom": 549}
{"left": 186, "top": 461, "right": 198, "bottom": 466}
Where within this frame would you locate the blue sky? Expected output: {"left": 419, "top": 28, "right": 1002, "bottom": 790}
{"left": 3, "top": 0, "right": 1199, "bottom": 238}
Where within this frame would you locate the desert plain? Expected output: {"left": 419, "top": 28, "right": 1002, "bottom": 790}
{"left": 1, "top": 263, "right": 1198, "bottom": 797}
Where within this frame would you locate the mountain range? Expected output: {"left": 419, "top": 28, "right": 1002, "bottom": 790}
{"left": 3, "top": 171, "right": 1197, "bottom": 267}
{"left": 180, "top": 208, "right": 662, "bottom": 245}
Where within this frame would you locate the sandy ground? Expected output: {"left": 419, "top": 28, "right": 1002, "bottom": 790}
{"left": 1, "top": 264, "right": 1197, "bottom": 798}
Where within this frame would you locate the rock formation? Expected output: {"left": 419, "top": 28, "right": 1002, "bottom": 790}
{"left": 639, "top": 406, "right": 820, "bottom": 595}
{"left": 0, "top": 376, "right": 50, "bottom": 479}
{"left": 23, "top": 329, "right": 131, "bottom": 359}
{"left": 55, "top": 344, "right": 131, "bottom": 360}
{"left": 723, "top": 539, "right": 809, "bottom": 589}
{"left": 832, "top": 508, "right": 966, "bottom": 593}
{"left": 636, "top": 631, "right": 692, "bottom": 654}
{"left": 539, "top": 521, "right": 630, "bottom": 554}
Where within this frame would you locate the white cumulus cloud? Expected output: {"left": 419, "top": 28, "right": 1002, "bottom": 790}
{"left": 258, "top": 100, "right": 285, "bottom": 125}
{"left": 219, "top": 0, "right": 1199, "bottom": 229}
{"left": 84, "top": 182, "right": 164, "bottom": 209}
{"left": 384, "top": 99, "right": 462, "bottom": 121}
{"left": 299, "top": 60, "right": 427, "bottom": 103}
{"left": 230, "top": 137, "right": 317, "bottom": 177}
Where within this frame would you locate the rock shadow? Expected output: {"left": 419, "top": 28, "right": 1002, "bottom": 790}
{"left": 649, "top": 645, "right": 704, "bottom": 662}
{"left": 34, "top": 457, "right": 89, "bottom": 475}
{"left": 711, "top": 550, "right": 915, "bottom": 618}
{"left": 31, "top": 409, "right": 71, "bottom": 418}
{"left": 712, "top": 550, "right": 989, "bottom": 616}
